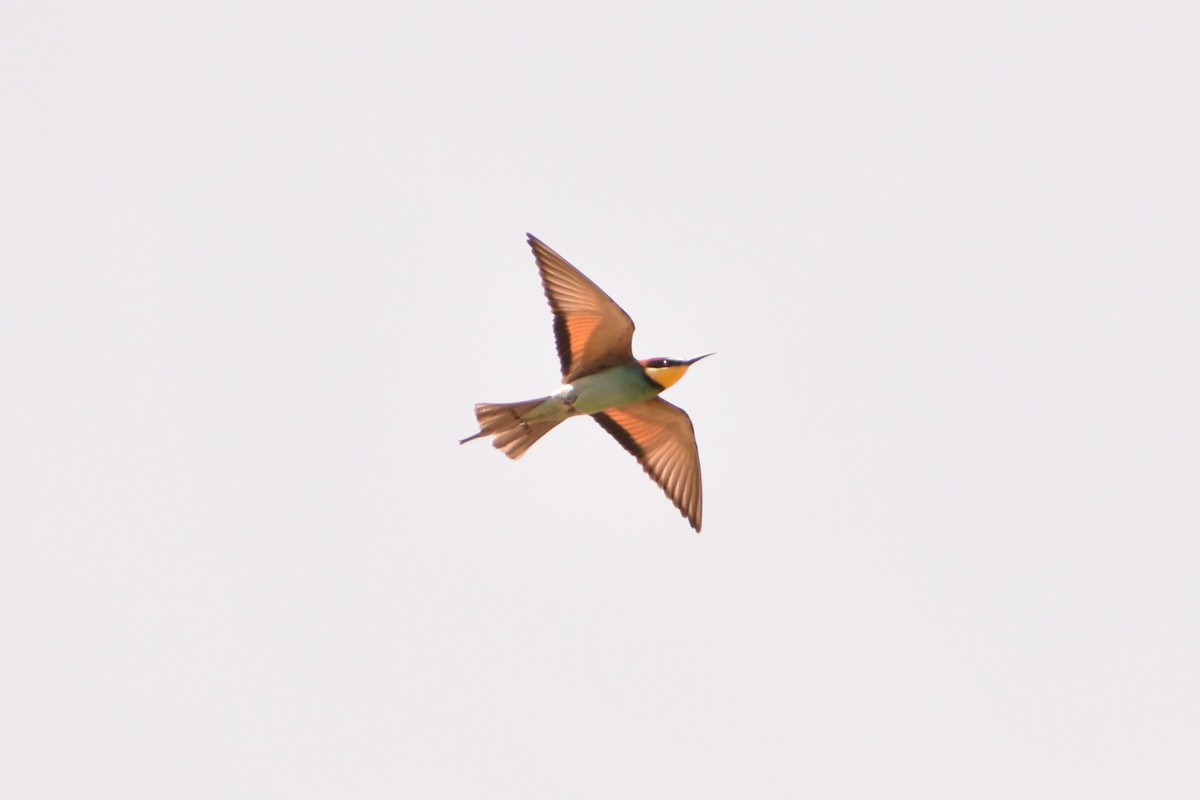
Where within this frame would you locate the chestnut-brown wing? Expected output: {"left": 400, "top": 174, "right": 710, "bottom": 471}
{"left": 528, "top": 234, "right": 636, "bottom": 382}
{"left": 593, "top": 398, "right": 703, "bottom": 532}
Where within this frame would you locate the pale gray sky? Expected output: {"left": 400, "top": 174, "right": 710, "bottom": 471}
{"left": 3, "top": 2, "right": 1198, "bottom": 797}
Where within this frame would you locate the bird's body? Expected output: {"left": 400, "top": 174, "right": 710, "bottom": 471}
{"left": 460, "top": 234, "right": 711, "bottom": 532}
{"left": 537, "top": 364, "right": 663, "bottom": 419}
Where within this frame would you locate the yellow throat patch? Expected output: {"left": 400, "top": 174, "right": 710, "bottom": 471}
{"left": 644, "top": 363, "right": 689, "bottom": 390}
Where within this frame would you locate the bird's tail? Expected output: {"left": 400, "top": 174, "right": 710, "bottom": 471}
{"left": 459, "top": 398, "right": 561, "bottom": 460}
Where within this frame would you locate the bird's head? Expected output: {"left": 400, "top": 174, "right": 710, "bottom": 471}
{"left": 639, "top": 353, "right": 714, "bottom": 390}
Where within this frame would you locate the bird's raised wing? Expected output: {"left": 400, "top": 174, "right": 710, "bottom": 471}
{"left": 592, "top": 398, "right": 703, "bottom": 532}
{"left": 528, "top": 234, "right": 635, "bottom": 382}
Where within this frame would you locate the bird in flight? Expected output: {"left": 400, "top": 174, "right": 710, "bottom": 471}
{"left": 460, "top": 234, "right": 712, "bottom": 532}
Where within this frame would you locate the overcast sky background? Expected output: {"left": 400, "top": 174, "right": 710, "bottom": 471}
{"left": 3, "top": 2, "right": 1198, "bottom": 798}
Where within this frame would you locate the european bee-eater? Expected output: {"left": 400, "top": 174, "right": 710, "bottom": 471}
{"left": 460, "top": 234, "right": 712, "bottom": 532}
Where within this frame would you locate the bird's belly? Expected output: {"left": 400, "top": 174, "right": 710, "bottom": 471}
{"left": 562, "top": 366, "right": 659, "bottom": 415}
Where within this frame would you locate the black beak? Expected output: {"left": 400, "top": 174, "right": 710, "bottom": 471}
{"left": 685, "top": 353, "right": 715, "bottom": 365}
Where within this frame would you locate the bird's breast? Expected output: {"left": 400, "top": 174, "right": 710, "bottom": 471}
{"left": 563, "top": 365, "right": 660, "bottom": 415}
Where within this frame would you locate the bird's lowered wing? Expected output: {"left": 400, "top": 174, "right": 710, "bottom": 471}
{"left": 528, "top": 234, "right": 635, "bottom": 382}
{"left": 593, "top": 398, "right": 703, "bottom": 532}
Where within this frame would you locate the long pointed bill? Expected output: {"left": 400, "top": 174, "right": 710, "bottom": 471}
{"left": 685, "top": 353, "right": 715, "bottom": 365}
